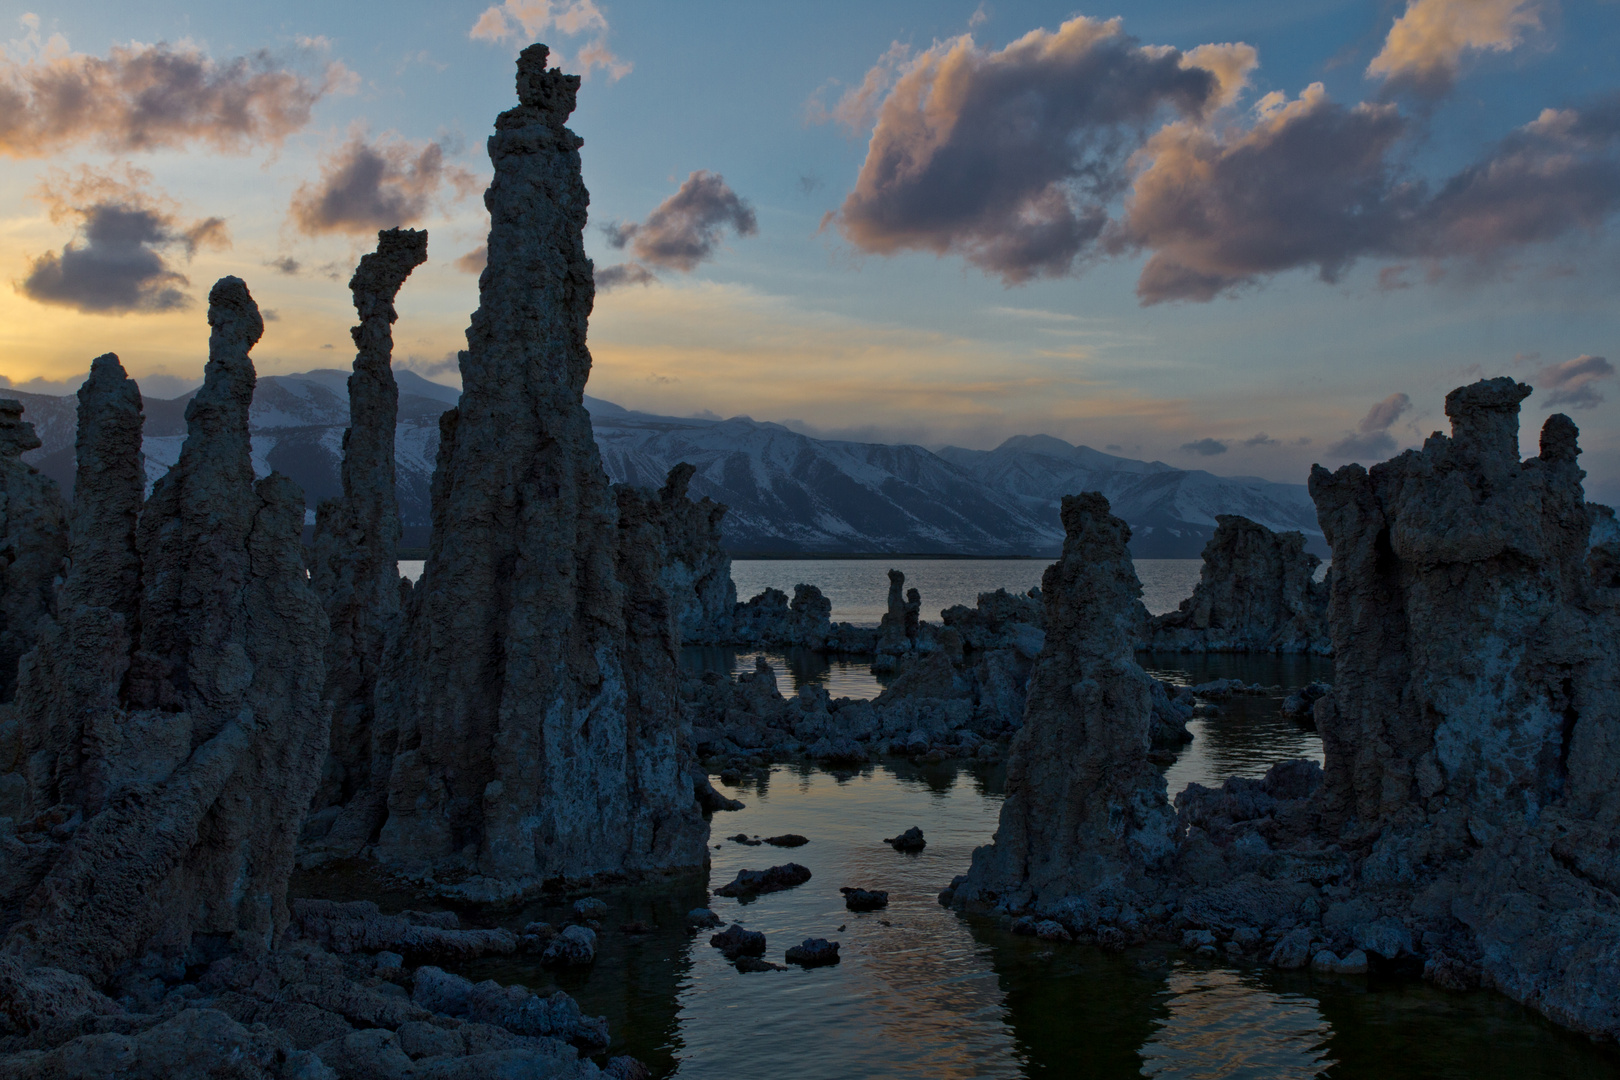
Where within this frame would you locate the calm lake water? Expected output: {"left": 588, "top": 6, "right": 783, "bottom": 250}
{"left": 445, "top": 749, "right": 1616, "bottom": 1079}
{"left": 380, "top": 560, "right": 1616, "bottom": 1078}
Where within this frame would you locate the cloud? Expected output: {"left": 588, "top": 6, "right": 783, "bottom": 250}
{"left": 1243, "top": 432, "right": 1279, "bottom": 446}
{"left": 1323, "top": 391, "right": 1412, "bottom": 458}
{"left": 805, "top": 41, "right": 911, "bottom": 135}
{"left": 1179, "top": 437, "right": 1228, "bottom": 456}
{"left": 453, "top": 244, "right": 487, "bottom": 274}
{"left": 16, "top": 166, "right": 229, "bottom": 314}
{"left": 290, "top": 130, "right": 478, "bottom": 236}
{"left": 468, "top": 0, "right": 630, "bottom": 80}
{"left": 604, "top": 171, "right": 756, "bottom": 273}
{"left": 1327, "top": 430, "right": 1398, "bottom": 459}
{"left": 1109, "top": 84, "right": 1412, "bottom": 302}
{"left": 1367, "top": 0, "right": 1541, "bottom": 98}
{"left": 0, "top": 30, "right": 347, "bottom": 157}
{"left": 1535, "top": 354, "right": 1614, "bottom": 409}
{"left": 1360, "top": 391, "right": 1412, "bottom": 432}
{"left": 595, "top": 262, "right": 655, "bottom": 290}
{"left": 830, "top": 17, "right": 1253, "bottom": 283}
{"left": 1112, "top": 88, "right": 1620, "bottom": 303}
{"left": 266, "top": 255, "right": 301, "bottom": 275}
{"left": 401, "top": 352, "right": 460, "bottom": 378}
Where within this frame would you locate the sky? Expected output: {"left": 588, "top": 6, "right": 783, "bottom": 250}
{"left": 1, "top": 1, "right": 1618, "bottom": 498}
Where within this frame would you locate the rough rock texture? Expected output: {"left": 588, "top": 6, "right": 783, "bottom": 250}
{"left": 372, "top": 46, "right": 705, "bottom": 898}
{"left": 955, "top": 494, "right": 1176, "bottom": 911}
{"left": 1147, "top": 515, "right": 1330, "bottom": 655}
{"left": 2, "top": 277, "right": 330, "bottom": 982}
{"left": 873, "top": 570, "right": 921, "bottom": 671}
{"left": 308, "top": 228, "right": 429, "bottom": 841}
{"left": 58, "top": 356, "right": 143, "bottom": 621}
{"left": 654, "top": 463, "right": 736, "bottom": 644}
{"left": 1301, "top": 379, "right": 1620, "bottom": 1038}
{"left": 0, "top": 399, "right": 67, "bottom": 703}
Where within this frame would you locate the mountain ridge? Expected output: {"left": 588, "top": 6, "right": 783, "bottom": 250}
{"left": 9, "top": 371, "right": 1323, "bottom": 557}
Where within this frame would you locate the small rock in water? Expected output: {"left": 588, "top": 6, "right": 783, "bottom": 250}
{"left": 764, "top": 834, "right": 809, "bottom": 847}
{"left": 541, "top": 924, "right": 597, "bottom": 967}
{"left": 884, "top": 826, "right": 926, "bottom": 852}
{"left": 710, "top": 923, "right": 767, "bottom": 958}
{"left": 728, "top": 833, "right": 763, "bottom": 846}
{"left": 1268, "top": 928, "right": 1313, "bottom": 970}
{"left": 686, "top": 907, "right": 723, "bottom": 929}
{"left": 785, "top": 938, "right": 841, "bottom": 967}
{"left": 573, "top": 897, "right": 609, "bottom": 921}
{"left": 714, "top": 862, "right": 813, "bottom": 897}
{"left": 735, "top": 956, "right": 785, "bottom": 973}
{"left": 620, "top": 920, "right": 653, "bottom": 934}
{"left": 841, "top": 887, "right": 890, "bottom": 911}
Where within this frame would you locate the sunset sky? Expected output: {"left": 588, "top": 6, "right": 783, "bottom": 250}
{"left": 2, "top": 1, "right": 1618, "bottom": 497}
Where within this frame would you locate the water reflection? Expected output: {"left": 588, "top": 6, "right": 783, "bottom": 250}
{"left": 1140, "top": 652, "right": 1333, "bottom": 796}
{"left": 681, "top": 644, "right": 891, "bottom": 700}
{"left": 1140, "top": 965, "right": 1334, "bottom": 1078}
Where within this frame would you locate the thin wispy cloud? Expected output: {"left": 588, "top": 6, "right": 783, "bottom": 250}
{"left": 1536, "top": 354, "right": 1614, "bottom": 409}
{"left": 1327, "top": 391, "right": 1412, "bottom": 459}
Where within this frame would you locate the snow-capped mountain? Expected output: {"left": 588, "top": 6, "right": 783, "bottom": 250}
{"left": 936, "top": 434, "right": 1324, "bottom": 557}
{"left": 11, "top": 370, "right": 1322, "bottom": 556}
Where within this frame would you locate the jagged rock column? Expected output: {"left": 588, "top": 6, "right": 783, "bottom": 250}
{"left": 1148, "top": 514, "right": 1329, "bottom": 654}
{"left": 957, "top": 493, "right": 1176, "bottom": 911}
{"left": 2, "top": 278, "right": 330, "bottom": 981}
{"left": 374, "top": 46, "right": 706, "bottom": 896}
{"left": 309, "top": 228, "right": 428, "bottom": 825}
{"left": 1306, "top": 378, "right": 1620, "bottom": 1038}
{"left": 654, "top": 463, "right": 735, "bottom": 644}
{"left": 0, "top": 400, "right": 67, "bottom": 703}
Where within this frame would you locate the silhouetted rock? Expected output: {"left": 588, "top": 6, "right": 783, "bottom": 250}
{"left": 371, "top": 46, "right": 705, "bottom": 899}
{"left": 1148, "top": 515, "right": 1330, "bottom": 654}
{"left": 784, "top": 938, "right": 839, "bottom": 967}
{"left": 841, "top": 887, "right": 889, "bottom": 911}
{"left": 307, "top": 227, "right": 428, "bottom": 852}
{"left": 954, "top": 494, "right": 1175, "bottom": 911}
{"left": 708, "top": 923, "right": 766, "bottom": 958}
{"left": 0, "top": 398, "right": 66, "bottom": 704}
{"left": 713, "top": 863, "right": 812, "bottom": 898}
{"left": 764, "top": 834, "right": 807, "bottom": 847}
{"left": 884, "top": 826, "right": 926, "bottom": 852}
{"left": 4, "top": 278, "right": 330, "bottom": 984}
{"left": 655, "top": 463, "right": 736, "bottom": 644}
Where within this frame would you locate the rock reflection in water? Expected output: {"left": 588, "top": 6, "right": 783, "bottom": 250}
{"left": 682, "top": 644, "right": 892, "bottom": 700}
{"left": 1140, "top": 965, "right": 1334, "bottom": 1078}
{"left": 1141, "top": 652, "right": 1333, "bottom": 795}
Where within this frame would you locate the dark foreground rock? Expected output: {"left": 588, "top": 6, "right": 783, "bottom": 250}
{"left": 714, "top": 864, "right": 812, "bottom": 898}
{"left": 764, "top": 834, "right": 808, "bottom": 847}
{"left": 884, "top": 827, "right": 926, "bottom": 852}
{"left": 784, "top": 939, "right": 840, "bottom": 967}
{"left": 709, "top": 924, "right": 766, "bottom": 959}
{"left": 841, "top": 887, "right": 889, "bottom": 911}
{"left": 949, "top": 380, "right": 1620, "bottom": 1045}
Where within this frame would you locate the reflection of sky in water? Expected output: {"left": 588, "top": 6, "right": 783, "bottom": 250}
{"left": 1141, "top": 965, "right": 1335, "bottom": 1079}
{"left": 730, "top": 559, "right": 1204, "bottom": 626}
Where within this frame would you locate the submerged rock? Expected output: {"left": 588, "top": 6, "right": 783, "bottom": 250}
{"left": 784, "top": 938, "right": 840, "bottom": 967}
{"left": 1147, "top": 515, "right": 1330, "bottom": 655}
{"left": 884, "top": 827, "right": 926, "bottom": 852}
{"left": 370, "top": 45, "right": 705, "bottom": 896}
{"left": 955, "top": 493, "right": 1176, "bottom": 912}
{"left": 841, "top": 887, "right": 889, "bottom": 911}
{"left": 709, "top": 923, "right": 766, "bottom": 958}
{"left": 714, "top": 863, "right": 812, "bottom": 898}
